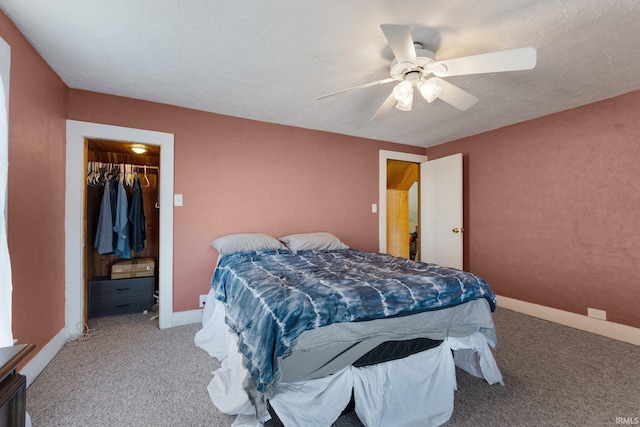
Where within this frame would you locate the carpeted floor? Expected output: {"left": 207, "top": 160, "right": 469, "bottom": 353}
{"left": 26, "top": 308, "right": 639, "bottom": 426}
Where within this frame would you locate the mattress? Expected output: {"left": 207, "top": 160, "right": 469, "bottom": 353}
{"left": 276, "top": 297, "right": 495, "bottom": 384}
{"left": 213, "top": 248, "right": 496, "bottom": 393}
{"left": 196, "top": 247, "right": 503, "bottom": 426}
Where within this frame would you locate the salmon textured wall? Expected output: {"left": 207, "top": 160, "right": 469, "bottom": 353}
{"left": 66, "top": 90, "right": 424, "bottom": 311}
{"left": 425, "top": 90, "right": 640, "bottom": 329}
{"left": 1, "top": 12, "right": 68, "bottom": 356}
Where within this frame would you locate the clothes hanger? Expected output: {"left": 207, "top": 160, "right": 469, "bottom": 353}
{"left": 125, "top": 163, "right": 133, "bottom": 187}
{"left": 87, "top": 161, "right": 93, "bottom": 186}
{"left": 129, "top": 164, "right": 135, "bottom": 187}
{"left": 142, "top": 165, "right": 150, "bottom": 188}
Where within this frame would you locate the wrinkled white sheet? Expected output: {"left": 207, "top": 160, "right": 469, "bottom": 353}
{"left": 194, "top": 288, "right": 230, "bottom": 360}
{"left": 449, "top": 334, "right": 504, "bottom": 386}
{"left": 351, "top": 342, "right": 457, "bottom": 427}
{"left": 195, "top": 290, "right": 503, "bottom": 427}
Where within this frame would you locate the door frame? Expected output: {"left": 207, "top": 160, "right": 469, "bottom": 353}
{"left": 379, "top": 150, "right": 427, "bottom": 253}
{"left": 65, "top": 120, "right": 175, "bottom": 332}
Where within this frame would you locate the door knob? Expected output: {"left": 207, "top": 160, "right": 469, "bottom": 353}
{"left": 452, "top": 227, "right": 463, "bottom": 233}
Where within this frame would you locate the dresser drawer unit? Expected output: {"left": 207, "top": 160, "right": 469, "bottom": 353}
{"left": 88, "top": 276, "right": 155, "bottom": 318}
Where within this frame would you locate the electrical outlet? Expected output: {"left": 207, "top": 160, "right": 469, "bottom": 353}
{"left": 587, "top": 308, "right": 607, "bottom": 320}
{"left": 199, "top": 294, "right": 208, "bottom": 308}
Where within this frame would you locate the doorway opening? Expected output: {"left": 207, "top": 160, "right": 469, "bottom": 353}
{"left": 379, "top": 150, "right": 464, "bottom": 269}
{"left": 85, "top": 139, "right": 161, "bottom": 324}
{"left": 386, "top": 159, "right": 420, "bottom": 260}
{"left": 378, "top": 150, "right": 427, "bottom": 255}
{"left": 65, "top": 120, "right": 175, "bottom": 335}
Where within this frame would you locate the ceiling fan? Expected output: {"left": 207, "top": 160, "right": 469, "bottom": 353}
{"left": 316, "top": 24, "right": 537, "bottom": 121}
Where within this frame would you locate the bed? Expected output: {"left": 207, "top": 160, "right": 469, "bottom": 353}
{"left": 195, "top": 232, "right": 503, "bottom": 427}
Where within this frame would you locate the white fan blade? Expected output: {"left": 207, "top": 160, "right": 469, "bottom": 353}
{"left": 370, "top": 93, "right": 397, "bottom": 122}
{"left": 316, "top": 78, "right": 395, "bottom": 100}
{"left": 380, "top": 24, "right": 417, "bottom": 66}
{"left": 433, "top": 78, "right": 479, "bottom": 111}
{"left": 433, "top": 47, "right": 537, "bottom": 77}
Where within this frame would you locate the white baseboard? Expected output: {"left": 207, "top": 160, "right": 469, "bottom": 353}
{"left": 171, "top": 309, "right": 203, "bottom": 327}
{"left": 497, "top": 295, "right": 640, "bottom": 346}
{"left": 19, "top": 327, "right": 68, "bottom": 388}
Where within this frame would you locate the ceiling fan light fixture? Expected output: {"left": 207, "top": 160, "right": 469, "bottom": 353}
{"left": 317, "top": 24, "right": 537, "bottom": 120}
{"left": 395, "top": 93, "right": 413, "bottom": 111}
{"left": 392, "top": 80, "right": 413, "bottom": 103}
{"left": 418, "top": 78, "right": 442, "bottom": 103}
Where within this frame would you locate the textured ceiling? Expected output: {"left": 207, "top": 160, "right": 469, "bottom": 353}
{"left": 2, "top": 0, "right": 640, "bottom": 147}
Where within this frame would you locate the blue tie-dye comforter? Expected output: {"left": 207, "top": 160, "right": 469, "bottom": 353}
{"left": 213, "top": 248, "right": 496, "bottom": 392}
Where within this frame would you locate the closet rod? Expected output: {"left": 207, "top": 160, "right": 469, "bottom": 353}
{"left": 131, "top": 165, "right": 159, "bottom": 171}
{"left": 88, "top": 162, "right": 159, "bottom": 170}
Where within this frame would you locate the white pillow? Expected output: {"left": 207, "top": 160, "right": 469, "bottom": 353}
{"left": 211, "top": 233, "right": 285, "bottom": 255}
{"left": 279, "top": 232, "right": 349, "bottom": 251}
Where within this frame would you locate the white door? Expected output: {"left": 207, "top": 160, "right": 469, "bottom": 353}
{"left": 420, "top": 153, "right": 463, "bottom": 269}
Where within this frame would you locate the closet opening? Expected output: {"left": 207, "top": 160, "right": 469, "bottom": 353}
{"left": 386, "top": 159, "right": 420, "bottom": 261}
{"left": 85, "top": 139, "right": 161, "bottom": 325}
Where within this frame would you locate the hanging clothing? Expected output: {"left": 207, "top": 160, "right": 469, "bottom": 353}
{"left": 109, "top": 176, "right": 119, "bottom": 251}
{"left": 94, "top": 180, "right": 114, "bottom": 255}
{"left": 128, "top": 176, "right": 146, "bottom": 252}
{"left": 113, "top": 179, "right": 131, "bottom": 259}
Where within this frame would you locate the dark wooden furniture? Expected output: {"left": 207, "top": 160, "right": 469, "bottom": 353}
{"left": 0, "top": 344, "right": 35, "bottom": 427}
{"left": 88, "top": 276, "right": 155, "bottom": 318}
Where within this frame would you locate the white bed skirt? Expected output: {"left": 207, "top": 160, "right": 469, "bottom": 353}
{"left": 195, "top": 289, "right": 503, "bottom": 427}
